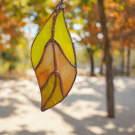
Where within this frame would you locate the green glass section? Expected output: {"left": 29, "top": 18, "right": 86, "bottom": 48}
{"left": 54, "top": 10, "right": 75, "bottom": 65}
{"left": 32, "top": 12, "right": 55, "bottom": 68}
{"left": 41, "top": 74, "right": 55, "bottom": 109}
{"left": 45, "top": 76, "right": 63, "bottom": 110}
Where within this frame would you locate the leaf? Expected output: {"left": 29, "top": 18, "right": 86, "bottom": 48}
{"left": 31, "top": 2, "right": 77, "bottom": 111}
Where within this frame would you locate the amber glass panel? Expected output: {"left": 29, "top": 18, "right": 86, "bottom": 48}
{"left": 55, "top": 43, "right": 76, "bottom": 96}
{"left": 54, "top": 10, "right": 75, "bottom": 65}
{"left": 35, "top": 43, "right": 54, "bottom": 88}
{"left": 31, "top": 12, "right": 55, "bottom": 68}
{"left": 41, "top": 74, "right": 55, "bottom": 109}
{"left": 45, "top": 75, "right": 63, "bottom": 110}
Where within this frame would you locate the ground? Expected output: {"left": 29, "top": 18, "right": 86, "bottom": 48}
{"left": 0, "top": 70, "right": 135, "bottom": 135}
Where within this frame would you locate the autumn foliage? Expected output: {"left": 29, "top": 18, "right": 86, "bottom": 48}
{"left": 0, "top": 0, "right": 26, "bottom": 50}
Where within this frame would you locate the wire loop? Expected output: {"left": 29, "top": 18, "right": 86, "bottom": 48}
{"left": 61, "top": 0, "right": 64, "bottom": 3}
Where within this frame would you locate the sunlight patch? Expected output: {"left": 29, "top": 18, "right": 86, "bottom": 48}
{"left": 87, "top": 126, "right": 106, "bottom": 134}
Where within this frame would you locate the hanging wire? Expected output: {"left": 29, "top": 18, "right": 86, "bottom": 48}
{"left": 58, "top": 0, "right": 65, "bottom": 9}
{"left": 54, "top": 0, "right": 65, "bottom": 11}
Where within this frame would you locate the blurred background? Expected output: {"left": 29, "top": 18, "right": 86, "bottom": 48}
{"left": 0, "top": 0, "right": 135, "bottom": 135}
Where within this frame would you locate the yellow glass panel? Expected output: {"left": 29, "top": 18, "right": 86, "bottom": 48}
{"left": 41, "top": 74, "right": 55, "bottom": 109}
{"left": 45, "top": 76, "right": 63, "bottom": 110}
{"left": 31, "top": 12, "right": 55, "bottom": 68}
{"left": 35, "top": 43, "right": 54, "bottom": 88}
{"left": 55, "top": 43, "right": 76, "bottom": 96}
{"left": 54, "top": 10, "right": 75, "bottom": 65}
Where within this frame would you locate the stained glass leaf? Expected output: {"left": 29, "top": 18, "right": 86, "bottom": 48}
{"left": 31, "top": 2, "right": 77, "bottom": 111}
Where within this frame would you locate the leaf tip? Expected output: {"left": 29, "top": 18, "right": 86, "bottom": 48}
{"left": 41, "top": 107, "right": 45, "bottom": 112}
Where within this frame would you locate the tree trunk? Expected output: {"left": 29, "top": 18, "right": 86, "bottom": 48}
{"left": 100, "top": 58, "right": 104, "bottom": 76}
{"left": 98, "top": 0, "right": 115, "bottom": 118}
{"left": 120, "top": 47, "right": 125, "bottom": 75}
{"left": 8, "top": 63, "right": 15, "bottom": 72}
{"left": 121, "top": 48, "right": 125, "bottom": 75}
{"left": 87, "top": 48, "right": 95, "bottom": 76}
{"left": 127, "top": 46, "right": 131, "bottom": 76}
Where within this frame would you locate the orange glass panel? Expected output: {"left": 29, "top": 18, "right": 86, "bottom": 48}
{"left": 45, "top": 75, "right": 63, "bottom": 110}
{"left": 35, "top": 43, "right": 54, "bottom": 88}
{"left": 55, "top": 43, "right": 76, "bottom": 96}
